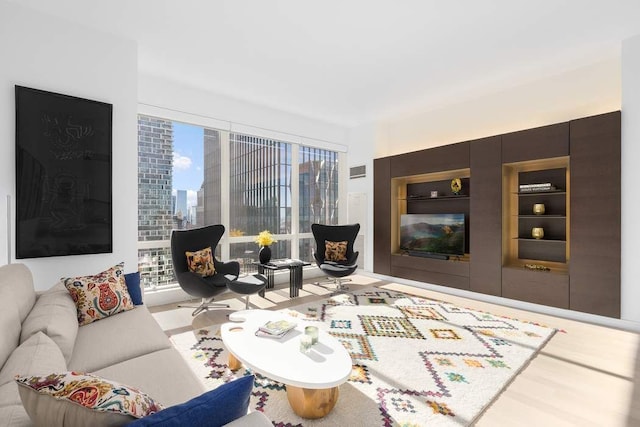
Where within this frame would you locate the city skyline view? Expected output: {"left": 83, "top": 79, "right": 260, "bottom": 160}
{"left": 172, "top": 121, "right": 203, "bottom": 213}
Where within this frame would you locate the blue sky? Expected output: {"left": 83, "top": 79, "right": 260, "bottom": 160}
{"left": 172, "top": 122, "right": 203, "bottom": 207}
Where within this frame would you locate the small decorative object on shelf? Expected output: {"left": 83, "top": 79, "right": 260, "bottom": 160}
{"left": 430, "top": 190, "right": 438, "bottom": 198}
{"left": 255, "top": 230, "right": 276, "bottom": 264}
{"left": 531, "top": 227, "right": 544, "bottom": 239}
{"left": 519, "top": 182, "right": 557, "bottom": 192}
{"left": 450, "top": 178, "right": 462, "bottom": 195}
{"left": 533, "top": 203, "right": 546, "bottom": 215}
{"left": 524, "top": 263, "right": 551, "bottom": 272}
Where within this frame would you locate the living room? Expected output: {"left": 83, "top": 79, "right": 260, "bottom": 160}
{"left": 1, "top": 1, "right": 639, "bottom": 426}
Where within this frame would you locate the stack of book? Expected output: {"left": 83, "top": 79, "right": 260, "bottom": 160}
{"left": 255, "top": 319, "right": 297, "bottom": 339}
{"left": 519, "top": 182, "right": 556, "bottom": 192}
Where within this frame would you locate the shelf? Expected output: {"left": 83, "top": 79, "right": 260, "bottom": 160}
{"left": 404, "top": 195, "right": 470, "bottom": 201}
{"left": 517, "top": 215, "right": 566, "bottom": 219}
{"left": 516, "top": 190, "right": 566, "bottom": 196}
{"left": 514, "top": 238, "right": 566, "bottom": 243}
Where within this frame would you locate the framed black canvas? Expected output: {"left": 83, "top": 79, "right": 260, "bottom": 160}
{"left": 15, "top": 86, "right": 113, "bottom": 258}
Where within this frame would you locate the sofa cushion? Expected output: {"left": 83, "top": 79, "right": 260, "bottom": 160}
{"left": 0, "top": 263, "right": 35, "bottom": 371}
{"left": 0, "top": 263, "right": 36, "bottom": 323}
{"left": 16, "top": 371, "right": 163, "bottom": 427}
{"left": 0, "top": 404, "right": 30, "bottom": 427}
{"left": 94, "top": 348, "right": 206, "bottom": 408}
{"left": 0, "top": 305, "right": 20, "bottom": 374}
{"left": 63, "top": 262, "right": 134, "bottom": 326}
{"left": 20, "top": 281, "right": 78, "bottom": 363}
{"left": 68, "top": 306, "right": 171, "bottom": 373}
{"left": 129, "top": 375, "right": 254, "bottom": 427}
{"left": 0, "top": 332, "right": 66, "bottom": 387}
{"left": 125, "top": 272, "right": 144, "bottom": 305}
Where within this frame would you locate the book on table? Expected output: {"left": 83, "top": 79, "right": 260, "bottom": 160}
{"left": 256, "top": 319, "right": 297, "bottom": 338}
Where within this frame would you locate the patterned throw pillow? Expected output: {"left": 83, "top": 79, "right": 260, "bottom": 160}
{"left": 325, "top": 240, "right": 348, "bottom": 262}
{"left": 16, "top": 371, "right": 163, "bottom": 426}
{"left": 185, "top": 247, "right": 216, "bottom": 277}
{"left": 63, "top": 263, "right": 134, "bottom": 326}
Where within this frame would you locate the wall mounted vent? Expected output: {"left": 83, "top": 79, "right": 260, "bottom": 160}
{"left": 350, "top": 165, "right": 366, "bottom": 179}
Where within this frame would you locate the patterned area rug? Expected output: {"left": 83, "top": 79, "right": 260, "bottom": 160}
{"left": 170, "top": 288, "right": 556, "bottom": 426}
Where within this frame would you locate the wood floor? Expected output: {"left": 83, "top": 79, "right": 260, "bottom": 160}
{"left": 149, "top": 274, "right": 640, "bottom": 426}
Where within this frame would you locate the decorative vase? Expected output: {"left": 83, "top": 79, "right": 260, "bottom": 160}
{"left": 531, "top": 227, "right": 544, "bottom": 240}
{"left": 533, "top": 203, "right": 546, "bottom": 215}
{"left": 259, "top": 246, "right": 272, "bottom": 264}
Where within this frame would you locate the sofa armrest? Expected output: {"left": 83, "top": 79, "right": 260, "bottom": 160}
{"left": 223, "top": 411, "right": 272, "bottom": 427}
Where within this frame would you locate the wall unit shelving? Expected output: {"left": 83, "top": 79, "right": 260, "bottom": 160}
{"left": 374, "top": 111, "right": 621, "bottom": 318}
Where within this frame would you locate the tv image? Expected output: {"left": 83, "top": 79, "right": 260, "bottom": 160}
{"left": 400, "top": 213, "right": 465, "bottom": 258}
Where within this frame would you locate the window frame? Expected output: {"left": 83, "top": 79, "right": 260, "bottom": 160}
{"left": 137, "top": 105, "right": 348, "bottom": 290}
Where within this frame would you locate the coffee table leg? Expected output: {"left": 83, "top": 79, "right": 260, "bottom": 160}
{"left": 228, "top": 353, "right": 242, "bottom": 371}
{"left": 286, "top": 385, "right": 339, "bottom": 419}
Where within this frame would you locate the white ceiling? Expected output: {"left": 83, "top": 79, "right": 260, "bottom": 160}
{"left": 10, "top": 0, "right": 640, "bottom": 127}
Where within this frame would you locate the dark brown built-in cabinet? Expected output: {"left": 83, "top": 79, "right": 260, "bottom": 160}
{"left": 373, "top": 111, "right": 621, "bottom": 318}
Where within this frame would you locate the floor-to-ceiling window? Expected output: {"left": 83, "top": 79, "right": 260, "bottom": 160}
{"left": 137, "top": 113, "right": 342, "bottom": 290}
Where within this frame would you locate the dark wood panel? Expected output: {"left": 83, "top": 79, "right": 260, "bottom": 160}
{"left": 569, "top": 111, "right": 621, "bottom": 317}
{"left": 390, "top": 142, "right": 470, "bottom": 177}
{"left": 391, "top": 253, "right": 469, "bottom": 277}
{"left": 469, "top": 136, "right": 502, "bottom": 296}
{"left": 391, "top": 266, "right": 470, "bottom": 290}
{"left": 373, "top": 158, "right": 391, "bottom": 275}
{"left": 502, "top": 267, "right": 569, "bottom": 309}
{"left": 502, "top": 122, "right": 569, "bottom": 163}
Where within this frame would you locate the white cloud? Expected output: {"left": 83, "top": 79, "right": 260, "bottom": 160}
{"left": 173, "top": 152, "right": 192, "bottom": 170}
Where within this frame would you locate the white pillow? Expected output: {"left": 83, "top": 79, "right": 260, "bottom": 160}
{"left": 0, "top": 332, "right": 66, "bottom": 387}
{"left": 20, "top": 282, "right": 79, "bottom": 363}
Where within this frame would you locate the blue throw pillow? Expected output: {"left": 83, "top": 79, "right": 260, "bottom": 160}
{"left": 129, "top": 375, "right": 254, "bottom": 427}
{"left": 124, "top": 272, "right": 143, "bottom": 305}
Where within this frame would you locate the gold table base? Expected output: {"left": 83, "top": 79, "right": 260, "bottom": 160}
{"left": 228, "top": 354, "right": 340, "bottom": 418}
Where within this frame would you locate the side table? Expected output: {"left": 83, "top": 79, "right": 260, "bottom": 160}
{"left": 254, "top": 259, "right": 311, "bottom": 297}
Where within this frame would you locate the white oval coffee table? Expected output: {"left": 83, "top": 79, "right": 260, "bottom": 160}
{"left": 220, "top": 309, "right": 352, "bottom": 419}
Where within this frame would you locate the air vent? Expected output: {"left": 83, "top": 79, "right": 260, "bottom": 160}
{"left": 350, "top": 165, "right": 366, "bottom": 179}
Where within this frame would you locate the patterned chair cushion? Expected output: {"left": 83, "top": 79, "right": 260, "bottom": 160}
{"left": 16, "top": 371, "right": 163, "bottom": 426}
{"left": 63, "top": 263, "right": 134, "bottom": 326}
{"left": 324, "top": 240, "right": 348, "bottom": 262}
{"left": 185, "top": 247, "right": 216, "bottom": 277}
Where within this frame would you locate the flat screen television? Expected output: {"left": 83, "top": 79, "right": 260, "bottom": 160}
{"left": 399, "top": 213, "right": 465, "bottom": 258}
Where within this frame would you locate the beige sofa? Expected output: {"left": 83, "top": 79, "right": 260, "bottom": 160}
{"left": 0, "top": 263, "right": 270, "bottom": 426}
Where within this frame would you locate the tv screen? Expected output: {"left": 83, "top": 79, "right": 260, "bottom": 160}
{"left": 400, "top": 213, "right": 465, "bottom": 256}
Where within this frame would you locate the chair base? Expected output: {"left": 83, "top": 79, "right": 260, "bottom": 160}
{"left": 178, "top": 297, "right": 230, "bottom": 316}
{"left": 314, "top": 277, "right": 351, "bottom": 293}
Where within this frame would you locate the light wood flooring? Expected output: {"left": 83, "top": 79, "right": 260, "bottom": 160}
{"left": 149, "top": 274, "right": 640, "bottom": 426}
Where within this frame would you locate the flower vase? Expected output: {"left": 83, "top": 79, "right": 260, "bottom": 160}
{"left": 259, "top": 246, "right": 272, "bottom": 264}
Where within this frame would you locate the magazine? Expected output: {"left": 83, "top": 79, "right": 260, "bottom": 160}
{"left": 258, "top": 319, "right": 297, "bottom": 337}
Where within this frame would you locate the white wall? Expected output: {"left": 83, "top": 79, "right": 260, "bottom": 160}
{"left": 139, "top": 74, "right": 348, "bottom": 147}
{"left": 621, "top": 34, "right": 640, "bottom": 324}
{"left": 349, "top": 53, "right": 640, "bottom": 324}
{"left": 0, "top": 2, "right": 138, "bottom": 290}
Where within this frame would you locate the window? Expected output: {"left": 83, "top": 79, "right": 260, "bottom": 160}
{"left": 137, "top": 113, "right": 342, "bottom": 290}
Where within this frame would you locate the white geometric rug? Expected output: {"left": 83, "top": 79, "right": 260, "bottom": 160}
{"left": 170, "top": 288, "right": 556, "bottom": 426}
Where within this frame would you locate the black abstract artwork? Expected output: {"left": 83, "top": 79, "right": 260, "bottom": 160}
{"left": 15, "top": 86, "right": 112, "bottom": 259}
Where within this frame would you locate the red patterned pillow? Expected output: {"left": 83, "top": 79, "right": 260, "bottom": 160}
{"left": 186, "top": 247, "right": 216, "bottom": 277}
{"left": 15, "top": 371, "right": 163, "bottom": 426}
{"left": 325, "top": 240, "right": 348, "bottom": 262}
{"left": 63, "top": 263, "right": 134, "bottom": 326}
